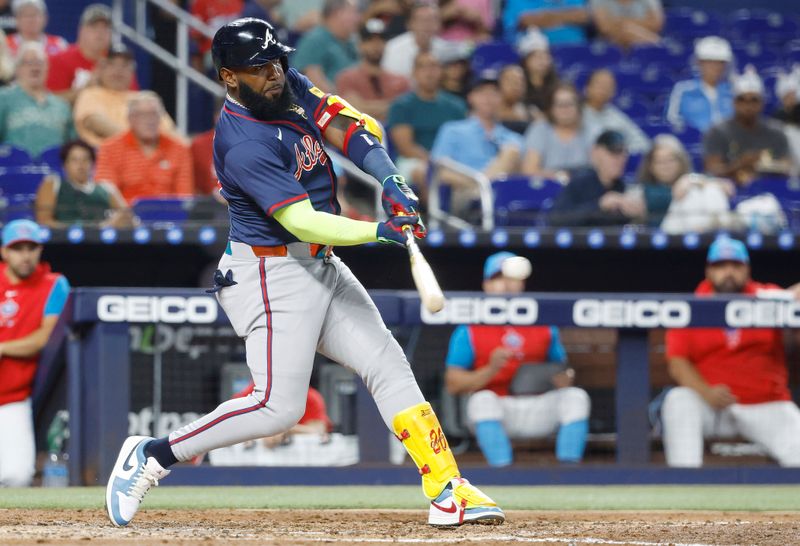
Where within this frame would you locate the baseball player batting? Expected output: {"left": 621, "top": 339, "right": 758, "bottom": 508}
{"left": 105, "top": 18, "right": 503, "bottom": 528}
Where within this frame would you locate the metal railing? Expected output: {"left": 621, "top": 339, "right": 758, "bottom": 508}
{"left": 428, "top": 157, "right": 495, "bottom": 231}
{"left": 111, "top": 0, "right": 224, "bottom": 134}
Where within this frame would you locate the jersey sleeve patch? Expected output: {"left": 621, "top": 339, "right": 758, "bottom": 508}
{"left": 43, "top": 275, "right": 70, "bottom": 317}
{"left": 224, "top": 141, "right": 309, "bottom": 216}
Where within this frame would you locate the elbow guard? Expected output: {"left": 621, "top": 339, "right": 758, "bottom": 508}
{"left": 310, "top": 88, "right": 384, "bottom": 143}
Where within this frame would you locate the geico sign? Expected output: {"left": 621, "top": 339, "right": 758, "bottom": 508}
{"left": 422, "top": 297, "right": 538, "bottom": 325}
{"left": 97, "top": 295, "right": 218, "bottom": 324}
{"left": 725, "top": 300, "right": 800, "bottom": 328}
{"left": 573, "top": 299, "right": 691, "bottom": 328}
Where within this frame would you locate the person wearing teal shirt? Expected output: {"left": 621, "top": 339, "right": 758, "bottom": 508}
{"left": 0, "top": 41, "right": 74, "bottom": 159}
{"left": 291, "top": 0, "right": 359, "bottom": 92}
{"left": 386, "top": 52, "right": 467, "bottom": 191}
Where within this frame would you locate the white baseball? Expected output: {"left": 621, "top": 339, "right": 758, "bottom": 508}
{"left": 501, "top": 256, "right": 532, "bottom": 280}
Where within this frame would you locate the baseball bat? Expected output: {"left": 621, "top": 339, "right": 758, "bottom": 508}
{"left": 403, "top": 226, "right": 445, "bottom": 313}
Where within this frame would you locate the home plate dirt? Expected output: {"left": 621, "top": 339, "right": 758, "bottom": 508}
{"left": 0, "top": 509, "right": 797, "bottom": 545}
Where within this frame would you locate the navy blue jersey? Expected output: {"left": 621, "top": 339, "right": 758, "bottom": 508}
{"left": 213, "top": 69, "right": 340, "bottom": 246}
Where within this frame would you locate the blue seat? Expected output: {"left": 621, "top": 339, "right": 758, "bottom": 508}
{"left": 641, "top": 122, "right": 674, "bottom": 139}
{"left": 728, "top": 11, "right": 798, "bottom": 44}
{"left": 470, "top": 41, "right": 518, "bottom": 74}
{"left": 132, "top": 197, "right": 192, "bottom": 223}
{"left": 38, "top": 146, "right": 63, "bottom": 174}
{"left": 0, "top": 171, "right": 45, "bottom": 197}
{"left": 2, "top": 193, "right": 36, "bottom": 222}
{"left": 492, "top": 176, "right": 563, "bottom": 226}
{"left": 664, "top": 8, "right": 722, "bottom": 39}
{"left": 0, "top": 145, "right": 33, "bottom": 169}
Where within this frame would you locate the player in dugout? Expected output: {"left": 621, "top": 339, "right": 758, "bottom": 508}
{"left": 445, "top": 252, "right": 590, "bottom": 466}
{"left": 661, "top": 237, "right": 800, "bottom": 467}
{"left": 105, "top": 17, "right": 504, "bottom": 528}
{"left": 0, "top": 219, "right": 70, "bottom": 487}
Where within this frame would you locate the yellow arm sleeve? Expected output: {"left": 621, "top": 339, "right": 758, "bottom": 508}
{"left": 273, "top": 199, "right": 379, "bottom": 246}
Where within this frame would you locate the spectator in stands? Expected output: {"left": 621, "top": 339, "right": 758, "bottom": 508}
{"left": 386, "top": 51, "right": 467, "bottom": 190}
{"left": 661, "top": 237, "right": 800, "bottom": 467}
{"left": 445, "top": 251, "right": 589, "bottom": 466}
{"left": 0, "top": 219, "right": 70, "bottom": 487}
{"left": 335, "top": 19, "right": 410, "bottom": 124}
{"left": 382, "top": 2, "right": 448, "bottom": 79}
{"left": 0, "top": 41, "right": 73, "bottom": 159}
{"left": 497, "top": 64, "right": 533, "bottom": 134}
{"left": 439, "top": 0, "right": 494, "bottom": 44}
{"left": 6, "top": 0, "right": 67, "bottom": 56}
{"left": 191, "top": 102, "right": 224, "bottom": 196}
{"left": 549, "top": 129, "right": 644, "bottom": 226}
{"left": 431, "top": 76, "right": 523, "bottom": 210}
{"left": 589, "top": 0, "right": 663, "bottom": 49}
{"left": 636, "top": 134, "right": 733, "bottom": 232}
{"left": 46, "top": 3, "right": 114, "bottom": 103}
{"left": 582, "top": 69, "right": 649, "bottom": 154}
{"left": 73, "top": 44, "right": 176, "bottom": 148}
{"left": 438, "top": 41, "right": 472, "bottom": 100}
{"left": 517, "top": 29, "right": 558, "bottom": 119}
{"left": 503, "top": 0, "right": 589, "bottom": 46}
{"left": 0, "top": 0, "right": 13, "bottom": 35}
{"left": 0, "top": 29, "right": 13, "bottom": 85}
{"left": 292, "top": 0, "right": 360, "bottom": 93}
{"left": 191, "top": 0, "right": 243, "bottom": 60}
{"left": 95, "top": 91, "right": 194, "bottom": 203}
{"left": 34, "top": 140, "right": 132, "bottom": 228}
{"left": 704, "top": 67, "right": 791, "bottom": 187}
{"left": 666, "top": 36, "right": 734, "bottom": 133}
{"left": 773, "top": 67, "right": 800, "bottom": 126}
{"left": 522, "top": 83, "right": 595, "bottom": 180}
{"left": 278, "top": 0, "right": 323, "bottom": 34}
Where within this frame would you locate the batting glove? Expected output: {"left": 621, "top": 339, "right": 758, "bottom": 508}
{"left": 377, "top": 214, "right": 426, "bottom": 246}
{"left": 381, "top": 174, "right": 419, "bottom": 217}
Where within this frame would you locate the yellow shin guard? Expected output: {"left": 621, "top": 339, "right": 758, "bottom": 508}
{"left": 392, "top": 402, "right": 460, "bottom": 499}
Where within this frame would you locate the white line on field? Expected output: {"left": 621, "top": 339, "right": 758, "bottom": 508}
{"left": 292, "top": 534, "right": 724, "bottom": 546}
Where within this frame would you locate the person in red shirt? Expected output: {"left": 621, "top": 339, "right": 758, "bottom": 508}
{"left": 6, "top": 0, "right": 67, "bottom": 57}
{"left": 94, "top": 91, "right": 194, "bottom": 203}
{"left": 444, "top": 252, "right": 590, "bottom": 466}
{"left": 45, "top": 3, "right": 113, "bottom": 103}
{"left": 233, "top": 382, "right": 331, "bottom": 448}
{"left": 663, "top": 237, "right": 800, "bottom": 467}
{"left": 0, "top": 220, "right": 70, "bottom": 486}
{"left": 190, "top": 0, "right": 243, "bottom": 56}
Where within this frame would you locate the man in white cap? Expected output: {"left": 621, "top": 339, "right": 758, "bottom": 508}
{"left": 703, "top": 66, "right": 791, "bottom": 186}
{"left": 666, "top": 36, "right": 734, "bottom": 132}
{"left": 0, "top": 219, "right": 70, "bottom": 486}
{"left": 7, "top": 0, "right": 67, "bottom": 56}
{"left": 443, "top": 252, "right": 590, "bottom": 466}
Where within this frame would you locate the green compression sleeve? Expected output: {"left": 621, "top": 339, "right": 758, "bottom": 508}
{"left": 273, "top": 198, "right": 379, "bottom": 246}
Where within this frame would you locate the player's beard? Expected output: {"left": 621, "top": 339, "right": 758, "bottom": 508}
{"left": 711, "top": 275, "right": 747, "bottom": 294}
{"left": 238, "top": 81, "right": 294, "bottom": 121}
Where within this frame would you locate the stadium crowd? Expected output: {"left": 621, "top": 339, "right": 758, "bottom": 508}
{"left": 3, "top": 0, "right": 800, "bottom": 483}
{"left": 0, "top": 0, "right": 799, "bottom": 231}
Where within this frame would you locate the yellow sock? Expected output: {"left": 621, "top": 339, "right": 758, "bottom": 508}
{"left": 392, "top": 402, "right": 460, "bottom": 499}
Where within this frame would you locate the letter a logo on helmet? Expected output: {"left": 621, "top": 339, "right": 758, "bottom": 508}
{"left": 211, "top": 17, "right": 294, "bottom": 76}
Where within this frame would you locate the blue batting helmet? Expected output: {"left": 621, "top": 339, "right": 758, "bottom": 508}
{"left": 211, "top": 18, "right": 294, "bottom": 76}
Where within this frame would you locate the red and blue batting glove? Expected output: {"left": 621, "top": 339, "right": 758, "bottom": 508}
{"left": 381, "top": 174, "right": 419, "bottom": 217}
{"left": 377, "top": 214, "right": 426, "bottom": 246}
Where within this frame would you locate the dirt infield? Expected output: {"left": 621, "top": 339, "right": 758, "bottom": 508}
{"left": 1, "top": 509, "right": 798, "bottom": 545}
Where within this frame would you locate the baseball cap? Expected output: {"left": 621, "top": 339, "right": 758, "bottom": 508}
{"left": 694, "top": 36, "right": 733, "bottom": 62}
{"left": 80, "top": 3, "right": 112, "bottom": 26}
{"left": 707, "top": 237, "right": 749, "bottom": 264}
{"left": 517, "top": 28, "right": 549, "bottom": 56}
{"left": 484, "top": 252, "right": 517, "bottom": 280}
{"left": 732, "top": 65, "right": 765, "bottom": 97}
{"left": 360, "top": 18, "right": 387, "bottom": 40}
{"left": 775, "top": 66, "right": 800, "bottom": 100}
{"left": 594, "top": 129, "right": 627, "bottom": 154}
{"left": 2, "top": 219, "right": 44, "bottom": 248}
{"left": 12, "top": 0, "right": 47, "bottom": 15}
{"left": 468, "top": 69, "right": 499, "bottom": 93}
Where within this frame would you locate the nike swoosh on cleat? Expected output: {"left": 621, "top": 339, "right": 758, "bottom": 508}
{"left": 121, "top": 444, "right": 139, "bottom": 473}
{"left": 431, "top": 500, "right": 458, "bottom": 514}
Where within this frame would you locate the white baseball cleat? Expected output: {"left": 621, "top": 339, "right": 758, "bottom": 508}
{"left": 428, "top": 477, "right": 505, "bottom": 526}
{"left": 105, "top": 436, "right": 170, "bottom": 527}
